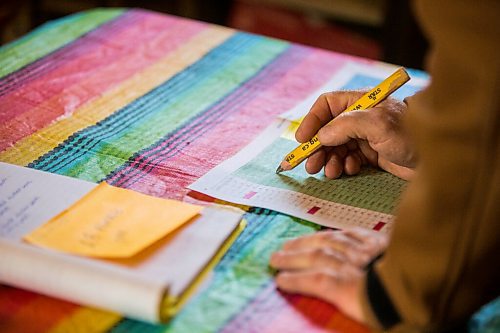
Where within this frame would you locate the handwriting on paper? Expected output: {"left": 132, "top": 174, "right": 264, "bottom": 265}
{"left": 24, "top": 182, "right": 202, "bottom": 258}
{"left": 0, "top": 176, "right": 41, "bottom": 237}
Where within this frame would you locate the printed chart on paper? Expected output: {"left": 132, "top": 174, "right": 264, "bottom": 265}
{"left": 189, "top": 64, "right": 428, "bottom": 232}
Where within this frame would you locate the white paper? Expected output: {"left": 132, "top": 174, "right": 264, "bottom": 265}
{"left": 189, "top": 63, "right": 428, "bottom": 232}
{"left": 0, "top": 163, "right": 96, "bottom": 239}
{"left": 0, "top": 162, "right": 241, "bottom": 322}
{"left": 189, "top": 119, "right": 395, "bottom": 231}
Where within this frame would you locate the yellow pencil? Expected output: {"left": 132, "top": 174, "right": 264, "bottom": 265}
{"left": 276, "top": 67, "right": 410, "bottom": 173}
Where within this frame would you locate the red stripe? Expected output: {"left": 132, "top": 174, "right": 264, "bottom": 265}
{"left": 373, "top": 221, "right": 386, "bottom": 231}
{"left": 0, "top": 286, "right": 39, "bottom": 317}
{"left": 0, "top": 286, "right": 80, "bottom": 333}
{"left": 244, "top": 191, "right": 258, "bottom": 199}
{"left": 307, "top": 206, "right": 321, "bottom": 214}
{"left": 186, "top": 190, "right": 216, "bottom": 203}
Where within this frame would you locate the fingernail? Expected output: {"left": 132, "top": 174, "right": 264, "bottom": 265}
{"left": 275, "top": 273, "right": 285, "bottom": 286}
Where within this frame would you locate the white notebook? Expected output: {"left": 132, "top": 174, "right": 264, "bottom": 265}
{"left": 0, "top": 162, "right": 245, "bottom": 323}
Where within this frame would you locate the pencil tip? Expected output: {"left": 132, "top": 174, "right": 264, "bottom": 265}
{"left": 275, "top": 166, "right": 283, "bottom": 174}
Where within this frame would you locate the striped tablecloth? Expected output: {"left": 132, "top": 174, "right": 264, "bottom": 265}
{"left": 0, "top": 8, "right": 379, "bottom": 332}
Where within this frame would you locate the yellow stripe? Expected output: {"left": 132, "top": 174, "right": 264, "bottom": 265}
{"left": 0, "top": 26, "right": 235, "bottom": 166}
{"left": 214, "top": 198, "right": 251, "bottom": 212}
{"left": 48, "top": 307, "right": 121, "bottom": 333}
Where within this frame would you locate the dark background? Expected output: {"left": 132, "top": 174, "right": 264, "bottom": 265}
{"left": 0, "top": 0, "right": 428, "bottom": 69}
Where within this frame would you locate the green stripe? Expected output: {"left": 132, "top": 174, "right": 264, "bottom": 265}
{"left": 0, "top": 9, "right": 124, "bottom": 78}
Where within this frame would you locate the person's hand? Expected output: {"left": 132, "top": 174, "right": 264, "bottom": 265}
{"left": 269, "top": 227, "right": 389, "bottom": 323}
{"left": 296, "top": 91, "right": 416, "bottom": 180}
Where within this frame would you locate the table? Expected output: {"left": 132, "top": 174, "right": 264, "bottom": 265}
{"left": 0, "top": 8, "right": 395, "bottom": 332}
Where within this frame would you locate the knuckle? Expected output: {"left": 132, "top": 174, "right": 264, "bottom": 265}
{"left": 311, "top": 271, "right": 329, "bottom": 287}
{"left": 363, "top": 237, "right": 377, "bottom": 248}
{"left": 357, "top": 253, "right": 370, "bottom": 266}
{"left": 311, "top": 247, "right": 339, "bottom": 266}
{"left": 323, "top": 231, "right": 347, "bottom": 249}
{"left": 319, "top": 230, "right": 335, "bottom": 241}
{"left": 351, "top": 226, "right": 367, "bottom": 236}
{"left": 311, "top": 248, "right": 328, "bottom": 262}
{"left": 372, "top": 111, "right": 396, "bottom": 133}
{"left": 371, "top": 108, "right": 388, "bottom": 123}
{"left": 319, "top": 92, "right": 329, "bottom": 100}
{"left": 324, "top": 233, "right": 343, "bottom": 247}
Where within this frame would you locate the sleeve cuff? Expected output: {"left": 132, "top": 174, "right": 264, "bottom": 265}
{"left": 363, "top": 262, "right": 402, "bottom": 330}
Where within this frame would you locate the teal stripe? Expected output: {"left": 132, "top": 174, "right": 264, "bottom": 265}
{"left": 49, "top": 34, "right": 288, "bottom": 182}
{"left": 0, "top": 9, "right": 124, "bottom": 78}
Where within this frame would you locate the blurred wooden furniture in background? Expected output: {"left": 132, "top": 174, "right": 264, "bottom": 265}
{"left": 0, "top": 2, "right": 32, "bottom": 43}
{"left": 0, "top": 0, "right": 427, "bottom": 68}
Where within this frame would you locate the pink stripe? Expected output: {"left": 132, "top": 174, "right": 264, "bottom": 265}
{"left": 0, "top": 11, "right": 137, "bottom": 95}
{"left": 244, "top": 191, "right": 257, "bottom": 199}
{"left": 0, "top": 12, "right": 206, "bottom": 152}
{"left": 0, "top": 11, "right": 139, "bottom": 122}
{"left": 122, "top": 50, "right": 362, "bottom": 199}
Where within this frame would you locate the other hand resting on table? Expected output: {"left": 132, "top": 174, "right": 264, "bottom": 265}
{"left": 270, "top": 227, "right": 388, "bottom": 323}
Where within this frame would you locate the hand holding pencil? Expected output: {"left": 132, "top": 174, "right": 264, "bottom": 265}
{"left": 276, "top": 68, "right": 417, "bottom": 181}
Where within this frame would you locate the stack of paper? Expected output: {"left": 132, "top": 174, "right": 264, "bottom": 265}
{"left": 0, "top": 162, "right": 245, "bottom": 323}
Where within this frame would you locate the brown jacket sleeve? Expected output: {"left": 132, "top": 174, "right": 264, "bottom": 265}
{"left": 361, "top": 0, "right": 500, "bottom": 331}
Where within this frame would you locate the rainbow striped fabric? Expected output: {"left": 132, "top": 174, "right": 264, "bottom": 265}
{"left": 0, "top": 8, "right": 383, "bottom": 332}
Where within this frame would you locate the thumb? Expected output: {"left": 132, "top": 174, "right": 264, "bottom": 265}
{"left": 317, "top": 109, "right": 377, "bottom": 147}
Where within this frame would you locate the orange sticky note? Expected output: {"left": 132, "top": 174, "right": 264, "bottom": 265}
{"left": 24, "top": 182, "right": 202, "bottom": 258}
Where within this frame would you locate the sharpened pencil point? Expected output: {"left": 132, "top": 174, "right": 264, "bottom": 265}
{"left": 275, "top": 166, "right": 284, "bottom": 174}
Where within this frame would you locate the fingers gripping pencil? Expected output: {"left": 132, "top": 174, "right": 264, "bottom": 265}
{"left": 276, "top": 67, "right": 410, "bottom": 174}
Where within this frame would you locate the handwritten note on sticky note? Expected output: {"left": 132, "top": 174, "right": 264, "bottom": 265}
{"left": 24, "top": 182, "right": 202, "bottom": 258}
